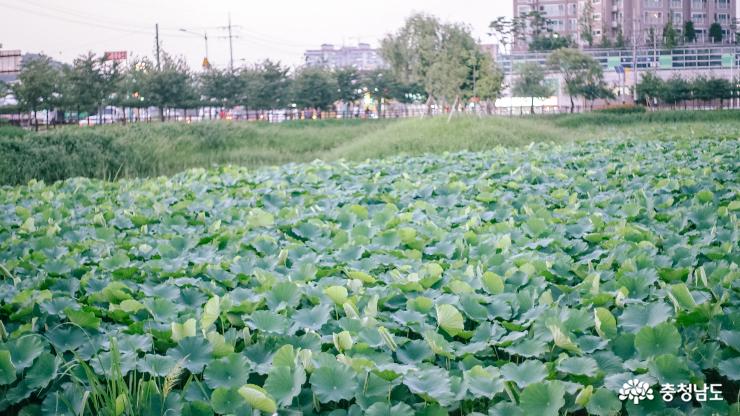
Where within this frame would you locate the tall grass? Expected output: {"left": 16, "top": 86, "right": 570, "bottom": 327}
{"left": 1, "top": 110, "right": 739, "bottom": 185}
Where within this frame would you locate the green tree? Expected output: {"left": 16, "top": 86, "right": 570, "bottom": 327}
{"left": 684, "top": 21, "right": 696, "bottom": 43}
{"left": 63, "top": 52, "right": 121, "bottom": 125}
{"left": 363, "top": 69, "right": 400, "bottom": 117}
{"left": 615, "top": 27, "right": 626, "bottom": 48}
{"left": 200, "top": 68, "right": 244, "bottom": 110}
{"left": 548, "top": 48, "right": 603, "bottom": 112}
{"left": 115, "top": 58, "right": 152, "bottom": 122}
{"left": 469, "top": 50, "right": 504, "bottom": 114}
{"left": 512, "top": 62, "right": 554, "bottom": 114}
{"left": 142, "top": 52, "right": 196, "bottom": 122}
{"left": 334, "top": 67, "right": 362, "bottom": 117}
{"left": 245, "top": 60, "right": 291, "bottom": 111}
{"left": 662, "top": 76, "right": 690, "bottom": 108}
{"left": 636, "top": 72, "right": 664, "bottom": 107}
{"left": 663, "top": 21, "right": 679, "bottom": 49}
{"left": 580, "top": 0, "right": 596, "bottom": 47}
{"left": 382, "top": 14, "right": 488, "bottom": 113}
{"left": 291, "top": 67, "right": 337, "bottom": 111}
{"left": 709, "top": 22, "right": 724, "bottom": 43}
{"left": 13, "top": 55, "right": 60, "bottom": 130}
{"left": 579, "top": 67, "right": 614, "bottom": 109}
{"left": 706, "top": 77, "right": 732, "bottom": 107}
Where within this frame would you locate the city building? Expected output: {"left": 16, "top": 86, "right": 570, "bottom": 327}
{"left": 512, "top": 0, "right": 737, "bottom": 48}
{"left": 304, "top": 43, "right": 385, "bottom": 71}
{"left": 0, "top": 49, "right": 22, "bottom": 84}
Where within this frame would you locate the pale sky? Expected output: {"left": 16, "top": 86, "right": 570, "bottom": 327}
{"left": 0, "top": 0, "right": 512, "bottom": 70}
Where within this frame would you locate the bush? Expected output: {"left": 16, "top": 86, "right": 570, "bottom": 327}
{"left": 594, "top": 105, "right": 647, "bottom": 114}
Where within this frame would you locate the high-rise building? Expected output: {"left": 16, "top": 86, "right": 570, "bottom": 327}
{"left": 512, "top": 0, "right": 737, "bottom": 49}
{"left": 304, "top": 43, "right": 385, "bottom": 71}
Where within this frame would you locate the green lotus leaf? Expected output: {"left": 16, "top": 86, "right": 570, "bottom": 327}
{"left": 63, "top": 308, "right": 101, "bottom": 329}
{"left": 669, "top": 283, "right": 696, "bottom": 310}
{"left": 519, "top": 381, "right": 565, "bottom": 416}
{"left": 718, "top": 357, "right": 740, "bottom": 380}
{"left": 504, "top": 338, "right": 548, "bottom": 358}
{"left": 463, "top": 365, "right": 504, "bottom": 397}
{"left": 648, "top": 354, "right": 692, "bottom": 384}
{"left": 167, "top": 337, "right": 213, "bottom": 373}
{"left": 292, "top": 304, "right": 331, "bottom": 331}
{"left": 500, "top": 360, "right": 548, "bottom": 389}
{"left": 481, "top": 271, "right": 504, "bottom": 295}
{"left": 586, "top": 388, "right": 622, "bottom": 416}
{"left": 45, "top": 327, "right": 87, "bottom": 353}
{"left": 323, "top": 285, "right": 348, "bottom": 305}
{"left": 594, "top": 307, "right": 617, "bottom": 339}
{"left": 347, "top": 270, "right": 376, "bottom": 284}
{"left": 436, "top": 304, "right": 464, "bottom": 337}
{"left": 41, "top": 383, "right": 86, "bottom": 416}
{"left": 263, "top": 365, "right": 306, "bottom": 407}
{"left": 200, "top": 295, "right": 220, "bottom": 336}
{"left": 248, "top": 310, "right": 289, "bottom": 334}
{"left": 204, "top": 353, "right": 251, "bottom": 389}
{"left": 238, "top": 384, "right": 277, "bottom": 414}
{"left": 310, "top": 360, "right": 357, "bottom": 403}
{"left": 719, "top": 331, "right": 740, "bottom": 352}
{"left": 4, "top": 336, "right": 45, "bottom": 371}
{"left": 556, "top": 356, "right": 598, "bottom": 377}
{"left": 23, "top": 352, "right": 58, "bottom": 390}
{"left": 265, "top": 282, "right": 300, "bottom": 311}
{"left": 247, "top": 208, "right": 275, "bottom": 228}
{"left": 364, "top": 402, "right": 414, "bottom": 416}
{"left": 634, "top": 322, "right": 681, "bottom": 359}
{"left": 397, "top": 340, "right": 434, "bottom": 365}
{"left": 138, "top": 354, "right": 177, "bottom": 377}
{"left": 619, "top": 302, "right": 672, "bottom": 333}
{"left": 211, "top": 387, "right": 247, "bottom": 414}
{"left": 271, "top": 344, "right": 296, "bottom": 368}
{"left": 403, "top": 366, "right": 452, "bottom": 403}
{"left": 171, "top": 318, "right": 197, "bottom": 342}
{"left": 0, "top": 350, "right": 16, "bottom": 385}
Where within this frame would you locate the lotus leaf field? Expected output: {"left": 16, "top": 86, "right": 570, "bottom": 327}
{"left": 0, "top": 138, "right": 738, "bottom": 415}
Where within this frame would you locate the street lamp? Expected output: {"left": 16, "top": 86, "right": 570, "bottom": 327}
{"left": 179, "top": 28, "right": 210, "bottom": 69}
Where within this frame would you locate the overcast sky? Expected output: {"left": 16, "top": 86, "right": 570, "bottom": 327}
{"left": 0, "top": 0, "right": 512, "bottom": 70}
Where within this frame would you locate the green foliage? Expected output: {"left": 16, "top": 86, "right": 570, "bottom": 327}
{"left": 513, "top": 62, "right": 554, "bottom": 113}
{"left": 0, "top": 136, "right": 738, "bottom": 414}
{"left": 663, "top": 21, "right": 679, "bottom": 49}
{"left": 709, "top": 22, "right": 724, "bottom": 43}
{"left": 684, "top": 20, "right": 696, "bottom": 43}
{"left": 12, "top": 55, "right": 60, "bottom": 123}
{"left": 291, "top": 66, "right": 338, "bottom": 110}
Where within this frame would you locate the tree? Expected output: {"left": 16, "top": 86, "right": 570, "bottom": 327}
{"left": 663, "top": 21, "right": 679, "bottom": 50}
{"left": 512, "top": 62, "right": 553, "bottom": 114}
{"left": 382, "top": 14, "right": 488, "bottom": 114}
{"left": 363, "top": 69, "right": 400, "bottom": 117}
{"left": 662, "top": 76, "right": 690, "bottom": 108}
{"left": 142, "top": 52, "right": 196, "bottom": 121}
{"left": 468, "top": 49, "right": 504, "bottom": 114}
{"left": 615, "top": 27, "right": 626, "bottom": 48}
{"left": 579, "top": 67, "right": 614, "bottom": 109}
{"left": 63, "top": 52, "right": 121, "bottom": 125}
{"left": 115, "top": 58, "right": 152, "bottom": 122}
{"left": 334, "top": 67, "right": 362, "bottom": 117}
{"left": 684, "top": 21, "right": 696, "bottom": 43}
{"left": 291, "top": 67, "right": 337, "bottom": 111}
{"left": 13, "top": 55, "right": 60, "bottom": 130}
{"left": 548, "top": 48, "right": 603, "bottom": 112}
{"left": 200, "top": 68, "right": 244, "bottom": 110}
{"left": 706, "top": 77, "right": 732, "bottom": 107}
{"left": 709, "top": 22, "right": 724, "bottom": 43}
{"left": 245, "top": 60, "right": 291, "bottom": 111}
{"left": 636, "top": 72, "right": 664, "bottom": 107}
{"left": 580, "top": 0, "right": 595, "bottom": 47}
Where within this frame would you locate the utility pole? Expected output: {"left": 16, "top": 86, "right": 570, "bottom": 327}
{"left": 632, "top": 17, "right": 638, "bottom": 102}
{"left": 227, "top": 13, "right": 234, "bottom": 71}
{"left": 155, "top": 23, "right": 161, "bottom": 71}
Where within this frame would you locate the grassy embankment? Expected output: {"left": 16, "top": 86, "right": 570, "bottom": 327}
{"left": 1, "top": 110, "right": 739, "bottom": 185}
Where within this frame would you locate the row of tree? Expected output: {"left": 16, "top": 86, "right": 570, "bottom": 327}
{"left": 2, "top": 13, "right": 508, "bottom": 128}
{"left": 636, "top": 73, "right": 740, "bottom": 108}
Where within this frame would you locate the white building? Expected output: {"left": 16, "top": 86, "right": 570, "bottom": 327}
{"left": 304, "top": 43, "right": 385, "bottom": 71}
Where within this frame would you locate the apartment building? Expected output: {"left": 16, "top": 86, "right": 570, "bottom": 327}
{"left": 304, "top": 43, "right": 385, "bottom": 71}
{"left": 512, "top": 0, "right": 737, "bottom": 48}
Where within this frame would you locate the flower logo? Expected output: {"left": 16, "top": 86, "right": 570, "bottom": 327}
{"left": 619, "top": 379, "right": 654, "bottom": 404}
